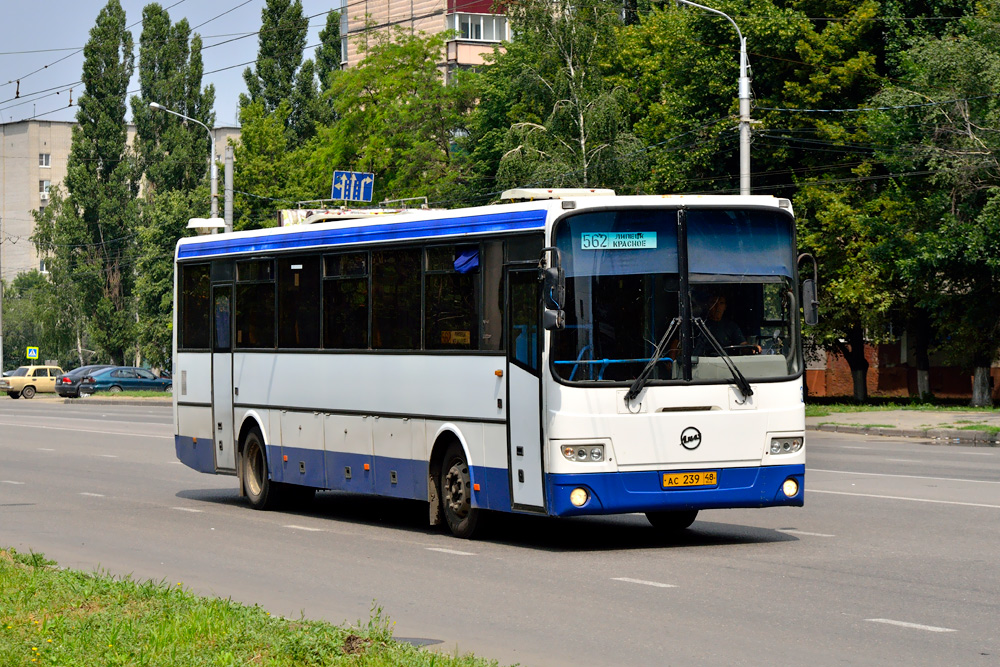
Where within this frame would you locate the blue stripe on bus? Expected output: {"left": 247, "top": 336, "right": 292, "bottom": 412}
{"left": 177, "top": 209, "right": 548, "bottom": 259}
{"left": 175, "top": 435, "right": 216, "bottom": 474}
{"left": 545, "top": 464, "right": 805, "bottom": 516}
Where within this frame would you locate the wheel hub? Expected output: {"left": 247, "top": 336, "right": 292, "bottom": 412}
{"left": 444, "top": 463, "right": 469, "bottom": 517}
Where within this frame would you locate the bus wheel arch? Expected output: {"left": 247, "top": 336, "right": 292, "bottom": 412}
{"left": 237, "top": 415, "right": 273, "bottom": 509}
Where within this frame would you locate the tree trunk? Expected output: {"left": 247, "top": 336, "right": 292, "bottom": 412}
{"left": 917, "top": 370, "right": 930, "bottom": 400}
{"left": 834, "top": 324, "right": 869, "bottom": 402}
{"left": 971, "top": 366, "right": 991, "bottom": 407}
{"left": 852, "top": 369, "right": 868, "bottom": 402}
{"left": 912, "top": 311, "right": 931, "bottom": 400}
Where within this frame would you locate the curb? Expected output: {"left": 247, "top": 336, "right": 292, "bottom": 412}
{"left": 808, "top": 423, "right": 1000, "bottom": 446}
{"left": 61, "top": 398, "right": 173, "bottom": 407}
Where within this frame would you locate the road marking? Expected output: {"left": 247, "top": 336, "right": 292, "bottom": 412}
{"left": 100, "top": 455, "right": 119, "bottom": 459}
{"left": 811, "top": 468, "right": 1000, "bottom": 485}
{"left": 811, "top": 489, "right": 1000, "bottom": 509}
{"left": 38, "top": 448, "right": 54, "bottom": 452}
{"left": 426, "top": 547, "right": 475, "bottom": 556}
{"left": 776, "top": 529, "right": 835, "bottom": 537}
{"left": 172, "top": 507, "right": 203, "bottom": 513}
{"left": 960, "top": 452, "right": 996, "bottom": 456}
{"left": 79, "top": 492, "right": 105, "bottom": 497}
{"left": 0, "top": 421, "right": 172, "bottom": 439}
{"left": 1, "top": 480, "right": 25, "bottom": 485}
{"left": 885, "top": 458, "right": 925, "bottom": 463}
{"left": 866, "top": 618, "right": 956, "bottom": 633}
{"left": 284, "top": 525, "right": 323, "bottom": 532}
{"left": 612, "top": 577, "right": 677, "bottom": 589}
{"left": 841, "top": 446, "right": 866, "bottom": 449}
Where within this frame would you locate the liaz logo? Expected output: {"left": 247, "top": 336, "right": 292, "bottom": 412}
{"left": 680, "top": 427, "right": 702, "bottom": 450}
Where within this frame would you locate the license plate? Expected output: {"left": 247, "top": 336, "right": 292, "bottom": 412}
{"left": 662, "top": 470, "right": 718, "bottom": 489}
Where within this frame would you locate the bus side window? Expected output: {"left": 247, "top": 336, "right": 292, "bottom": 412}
{"left": 481, "top": 241, "right": 503, "bottom": 351}
{"left": 180, "top": 264, "right": 211, "bottom": 349}
{"left": 425, "top": 245, "right": 480, "bottom": 351}
{"left": 323, "top": 252, "right": 370, "bottom": 349}
{"left": 371, "top": 248, "right": 421, "bottom": 350}
{"left": 278, "top": 256, "right": 320, "bottom": 349}
{"left": 235, "top": 259, "right": 276, "bottom": 349}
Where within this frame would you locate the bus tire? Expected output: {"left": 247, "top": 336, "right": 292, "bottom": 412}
{"left": 440, "top": 442, "right": 481, "bottom": 539}
{"left": 242, "top": 427, "right": 282, "bottom": 510}
{"left": 21, "top": 386, "right": 35, "bottom": 399}
{"left": 645, "top": 509, "right": 698, "bottom": 531}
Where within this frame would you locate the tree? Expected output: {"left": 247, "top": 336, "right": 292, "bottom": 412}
{"left": 33, "top": 0, "right": 137, "bottom": 365}
{"left": 1, "top": 269, "right": 86, "bottom": 370}
{"left": 231, "top": 101, "right": 299, "bottom": 230}
{"left": 488, "top": 0, "right": 646, "bottom": 190}
{"left": 315, "top": 10, "right": 342, "bottom": 93}
{"left": 130, "top": 3, "right": 216, "bottom": 195}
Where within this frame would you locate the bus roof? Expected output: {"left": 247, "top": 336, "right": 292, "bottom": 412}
{"left": 175, "top": 194, "right": 792, "bottom": 261}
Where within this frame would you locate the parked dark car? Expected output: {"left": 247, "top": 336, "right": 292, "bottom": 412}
{"left": 79, "top": 366, "right": 172, "bottom": 395}
{"left": 55, "top": 364, "right": 115, "bottom": 398}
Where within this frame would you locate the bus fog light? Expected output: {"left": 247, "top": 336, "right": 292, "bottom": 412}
{"left": 562, "top": 446, "right": 576, "bottom": 461}
{"left": 782, "top": 478, "right": 799, "bottom": 497}
{"left": 570, "top": 487, "right": 589, "bottom": 507}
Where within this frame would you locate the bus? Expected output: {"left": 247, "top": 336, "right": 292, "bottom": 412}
{"left": 173, "top": 189, "right": 813, "bottom": 538}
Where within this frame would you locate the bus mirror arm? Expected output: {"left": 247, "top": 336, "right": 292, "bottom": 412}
{"left": 543, "top": 309, "right": 565, "bottom": 330}
{"left": 797, "top": 253, "right": 819, "bottom": 326}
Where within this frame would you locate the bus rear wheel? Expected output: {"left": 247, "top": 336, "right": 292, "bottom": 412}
{"left": 645, "top": 509, "right": 699, "bottom": 531}
{"left": 242, "top": 428, "right": 282, "bottom": 510}
{"left": 440, "top": 443, "right": 481, "bottom": 539}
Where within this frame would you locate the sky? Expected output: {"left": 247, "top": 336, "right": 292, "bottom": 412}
{"left": 0, "top": 0, "right": 337, "bottom": 128}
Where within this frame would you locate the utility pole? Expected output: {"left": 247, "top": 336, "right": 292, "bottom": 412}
{"left": 676, "top": 0, "right": 751, "bottom": 195}
{"left": 224, "top": 145, "right": 233, "bottom": 233}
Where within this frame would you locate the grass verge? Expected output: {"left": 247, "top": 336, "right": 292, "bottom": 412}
{"left": 79, "top": 390, "right": 171, "bottom": 398}
{"left": 805, "top": 401, "right": 997, "bottom": 418}
{"left": 0, "top": 548, "right": 499, "bottom": 666}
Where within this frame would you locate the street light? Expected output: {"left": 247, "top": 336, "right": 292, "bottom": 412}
{"left": 148, "top": 102, "right": 227, "bottom": 231}
{"left": 675, "top": 0, "right": 751, "bottom": 196}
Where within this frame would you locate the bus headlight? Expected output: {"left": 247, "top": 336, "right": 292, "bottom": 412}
{"left": 770, "top": 437, "right": 803, "bottom": 455}
{"left": 562, "top": 444, "right": 604, "bottom": 462}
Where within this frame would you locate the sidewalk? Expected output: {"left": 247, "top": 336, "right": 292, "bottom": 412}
{"left": 807, "top": 408, "right": 1000, "bottom": 445}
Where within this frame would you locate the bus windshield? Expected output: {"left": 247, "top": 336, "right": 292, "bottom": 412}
{"left": 551, "top": 207, "right": 802, "bottom": 385}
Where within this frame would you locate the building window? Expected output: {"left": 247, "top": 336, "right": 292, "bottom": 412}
{"left": 39, "top": 153, "right": 50, "bottom": 167}
{"left": 39, "top": 180, "right": 50, "bottom": 200}
{"left": 39, "top": 259, "right": 48, "bottom": 274}
{"left": 450, "top": 13, "right": 508, "bottom": 42}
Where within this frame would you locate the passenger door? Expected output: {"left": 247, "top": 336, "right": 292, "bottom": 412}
{"left": 505, "top": 268, "right": 545, "bottom": 512}
{"left": 211, "top": 284, "right": 236, "bottom": 471}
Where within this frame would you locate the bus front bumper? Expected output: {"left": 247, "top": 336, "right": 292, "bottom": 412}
{"left": 546, "top": 464, "right": 805, "bottom": 517}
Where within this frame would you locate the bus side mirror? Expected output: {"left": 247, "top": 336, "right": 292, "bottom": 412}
{"left": 542, "top": 309, "right": 565, "bottom": 330}
{"left": 802, "top": 278, "right": 819, "bottom": 326}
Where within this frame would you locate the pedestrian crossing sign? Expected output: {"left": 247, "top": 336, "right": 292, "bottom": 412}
{"left": 26, "top": 347, "right": 39, "bottom": 360}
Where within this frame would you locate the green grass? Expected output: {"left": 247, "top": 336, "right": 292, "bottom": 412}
{"left": 805, "top": 401, "right": 998, "bottom": 418}
{"left": 956, "top": 424, "right": 1000, "bottom": 433}
{"left": 82, "top": 390, "right": 171, "bottom": 398}
{"left": 0, "top": 548, "right": 500, "bottom": 667}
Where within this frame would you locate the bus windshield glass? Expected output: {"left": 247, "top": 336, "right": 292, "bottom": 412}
{"left": 551, "top": 207, "right": 801, "bottom": 385}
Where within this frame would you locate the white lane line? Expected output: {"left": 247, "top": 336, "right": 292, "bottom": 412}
{"left": 426, "top": 547, "right": 475, "bottom": 556}
{"left": 960, "top": 452, "right": 996, "bottom": 456}
{"left": 79, "top": 492, "right": 105, "bottom": 497}
{"left": 172, "top": 507, "right": 203, "bottom": 513}
{"left": 841, "top": 446, "right": 866, "bottom": 450}
{"left": 811, "top": 489, "right": 1000, "bottom": 509}
{"left": 1, "top": 480, "right": 25, "bottom": 485}
{"left": 866, "top": 618, "right": 956, "bottom": 633}
{"left": 100, "top": 455, "right": 119, "bottom": 459}
{"left": 0, "top": 421, "right": 172, "bottom": 439}
{"left": 885, "top": 458, "right": 925, "bottom": 463}
{"left": 776, "top": 529, "right": 835, "bottom": 537}
{"left": 38, "top": 448, "right": 55, "bottom": 452}
{"left": 284, "top": 525, "right": 323, "bottom": 532}
{"left": 811, "top": 468, "right": 1000, "bottom": 485}
{"left": 612, "top": 577, "right": 677, "bottom": 589}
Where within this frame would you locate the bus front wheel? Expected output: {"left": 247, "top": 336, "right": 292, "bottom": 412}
{"left": 440, "top": 443, "right": 481, "bottom": 539}
{"left": 645, "top": 509, "right": 699, "bottom": 531}
{"left": 242, "top": 428, "right": 282, "bottom": 510}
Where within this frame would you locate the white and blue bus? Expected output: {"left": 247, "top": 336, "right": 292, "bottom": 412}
{"left": 173, "top": 190, "right": 811, "bottom": 537}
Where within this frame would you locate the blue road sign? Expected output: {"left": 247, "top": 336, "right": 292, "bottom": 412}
{"left": 331, "top": 170, "right": 375, "bottom": 202}
{"left": 26, "top": 346, "right": 39, "bottom": 360}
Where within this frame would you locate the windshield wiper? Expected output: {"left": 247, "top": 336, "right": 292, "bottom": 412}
{"left": 625, "top": 317, "right": 680, "bottom": 404}
{"left": 692, "top": 317, "right": 754, "bottom": 400}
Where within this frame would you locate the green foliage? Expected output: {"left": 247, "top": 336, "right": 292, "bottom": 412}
{"left": 315, "top": 11, "right": 342, "bottom": 93}
{"left": 0, "top": 269, "right": 83, "bottom": 370}
{"left": 232, "top": 101, "right": 303, "bottom": 230}
{"left": 488, "top": 0, "right": 646, "bottom": 190}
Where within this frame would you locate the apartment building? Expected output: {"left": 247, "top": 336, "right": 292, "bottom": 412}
{"left": 0, "top": 120, "right": 239, "bottom": 283}
{"left": 338, "top": 0, "right": 509, "bottom": 68}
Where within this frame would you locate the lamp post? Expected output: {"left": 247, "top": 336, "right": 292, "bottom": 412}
{"left": 148, "top": 102, "right": 226, "bottom": 229}
{"left": 676, "top": 0, "right": 751, "bottom": 195}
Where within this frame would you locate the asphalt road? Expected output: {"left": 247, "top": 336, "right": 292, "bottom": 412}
{"left": 1, "top": 399, "right": 997, "bottom": 666}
